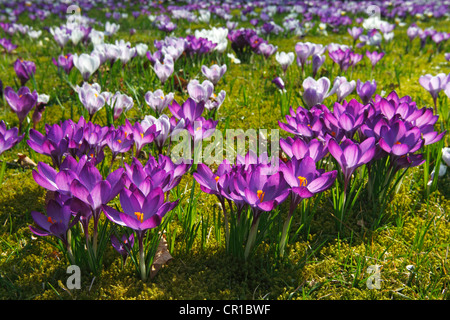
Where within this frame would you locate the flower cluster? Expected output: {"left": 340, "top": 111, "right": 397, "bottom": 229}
{"left": 228, "top": 28, "right": 267, "bottom": 60}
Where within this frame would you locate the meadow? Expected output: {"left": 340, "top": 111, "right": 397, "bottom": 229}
{"left": 0, "top": 0, "right": 449, "bottom": 301}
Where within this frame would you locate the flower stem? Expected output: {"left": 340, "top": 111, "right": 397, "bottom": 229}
{"left": 244, "top": 213, "right": 260, "bottom": 261}
{"left": 138, "top": 234, "right": 147, "bottom": 281}
{"left": 66, "top": 229, "right": 75, "bottom": 265}
{"left": 279, "top": 198, "right": 299, "bottom": 258}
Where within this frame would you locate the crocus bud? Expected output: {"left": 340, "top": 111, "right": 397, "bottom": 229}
{"left": 201, "top": 64, "right": 227, "bottom": 85}
{"left": 356, "top": 79, "right": 377, "bottom": 105}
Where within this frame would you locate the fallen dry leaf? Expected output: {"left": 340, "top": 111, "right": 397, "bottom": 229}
{"left": 150, "top": 234, "right": 173, "bottom": 279}
{"left": 16, "top": 153, "right": 37, "bottom": 168}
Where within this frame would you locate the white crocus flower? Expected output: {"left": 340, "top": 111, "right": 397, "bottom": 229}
{"left": 275, "top": 51, "right": 295, "bottom": 73}
{"left": 105, "top": 21, "right": 120, "bottom": 37}
{"left": 73, "top": 53, "right": 101, "bottom": 81}
{"left": 227, "top": 53, "right": 240, "bottom": 64}
{"left": 70, "top": 27, "right": 84, "bottom": 45}
{"left": 135, "top": 43, "right": 148, "bottom": 57}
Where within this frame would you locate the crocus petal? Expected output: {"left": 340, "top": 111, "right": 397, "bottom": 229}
{"left": 102, "top": 205, "right": 126, "bottom": 226}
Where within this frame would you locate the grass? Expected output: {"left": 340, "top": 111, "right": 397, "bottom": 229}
{"left": 0, "top": 3, "right": 450, "bottom": 300}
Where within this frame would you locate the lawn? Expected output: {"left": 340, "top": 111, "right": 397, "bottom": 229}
{"left": 0, "top": 0, "right": 449, "bottom": 301}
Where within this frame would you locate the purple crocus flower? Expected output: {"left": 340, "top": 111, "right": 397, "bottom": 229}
{"left": 158, "top": 21, "right": 177, "bottom": 33}
{"left": 272, "top": 77, "right": 285, "bottom": 91}
{"left": 312, "top": 54, "right": 325, "bottom": 78}
{"left": 302, "top": 77, "right": 337, "bottom": 108}
{"left": 153, "top": 56, "right": 174, "bottom": 85}
{"left": 29, "top": 199, "right": 81, "bottom": 250}
{"left": 328, "top": 48, "right": 352, "bottom": 72}
{"left": 0, "top": 120, "right": 24, "bottom": 155}
{"left": 124, "top": 119, "right": 159, "bottom": 157}
{"left": 334, "top": 76, "right": 356, "bottom": 103}
{"left": 168, "top": 97, "right": 205, "bottom": 125}
{"left": 101, "top": 187, "right": 179, "bottom": 280}
{"left": 278, "top": 105, "right": 323, "bottom": 141}
{"left": 205, "top": 90, "right": 226, "bottom": 112}
{"left": 280, "top": 137, "right": 329, "bottom": 163}
{"left": 27, "top": 123, "right": 74, "bottom": 168}
{"left": 378, "top": 120, "right": 423, "bottom": 157}
{"left": 233, "top": 165, "right": 290, "bottom": 218}
{"left": 295, "top": 42, "right": 325, "bottom": 72}
{"left": 4, "top": 86, "right": 38, "bottom": 131}
{"left": 0, "top": 38, "right": 18, "bottom": 53}
{"left": 111, "top": 233, "right": 134, "bottom": 264}
{"left": 107, "top": 91, "right": 134, "bottom": 120}
{"left": 32, "top": 158, "right": 79, "bottom": 198}
{"left": 14, "top": 59, "right": 36, "bottom": 86}
{"left": 366, "top": 50, "right": 385, "bottom": 69}
{"left": 141, "top": 114, "right": 174, "bottom": 153}
{"left": 356, "top": 79, "right": 377, "bottom": 105}
{"left": 328, "top": 137, "right": 376, "bottom": 190}
{"left": 104, "top": 126, "right": 134, "bottom": 160}
{"left": 201, "top": 64, "right": 227, "bottom": 85}
{"left": 348, "top": 26, "right": 364, "bottom": 43}
{"left": 123, "top": 157, "right": 171, "bottom": 195}
{"left": 193, "top": 159, "right": 232, "bottom": 203}
{"left": 349, "top": 52, "right": 363, "bottom": 70}
{"left": 407, "top": 24, "right": 421, "bottom": 42}
{"left": 69, "top": 159, "right": 126, "bottom": 235}
{"left": 278, "top": 154, "right": 336, "bottom": 256}
{"left": 280, "top": 155, "right": 336, "bottom": 213}
{"left": 145, "top": 154, "right": 191, "bottom": 192}
{"left": 432, "top": 32, "right": 448, "bottom": 46}
{"left": 77, "top": 82, "right": 106, "bottom": 120}
{"left": 78, "top": 121, "right": 109, "bottom": 164}
{"left": 325, "top": 99, "right": 368, "bottom": 141}
{"left": 419, "top": 73, "right": 450, "bottom": 114}
{"left": 52, "top": 53, "right": 74, "bottom": 74}
{"left": 187, "top": 79, "right": 214, "bottom": 104}
{"left": 144, "top": 89, "right": 174, "bottom": 115}
{"left": 186, "top": 117, "right": 218, "bottom": 142}
{"left": 258, "top": 43, "right": 278, "bottom": 59}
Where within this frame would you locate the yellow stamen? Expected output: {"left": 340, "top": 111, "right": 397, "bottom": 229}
{"left": 134, "top": 212, "right": 144, "bottom": 223}
{"left": 298, "top": 176, "right": 308, "bottom": 187}
{"left": 90, "top": 153, "right": 94, "bottom": 157}
{"left": 214, "top": 176, "right": 219, "bottom": 182}
{"left": 395, "top": 141, "right": 401, "bottom": 145}
{"left": 140, "top": 133, "right": 144, "bottom": 138}
{"left": 117, "top": 139, "right": 122, "bottom": 143}
{"left": 257, "top": 190, "right": 265, "bottom": 202}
